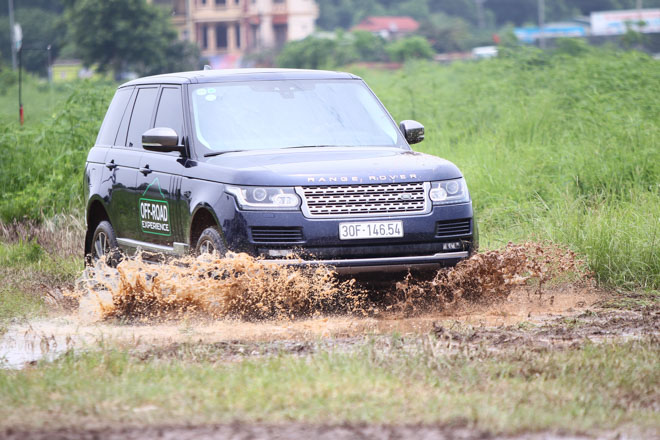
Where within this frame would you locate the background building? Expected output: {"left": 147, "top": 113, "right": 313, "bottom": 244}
{"left": 150, "top": 0, "right": 318, "bottom": 68}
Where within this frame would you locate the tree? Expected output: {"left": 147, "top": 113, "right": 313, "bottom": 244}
{"left": 0, "top": 0, "right": 64, "bottom": 15}
{"left": 63, "top": 0, "right": 199, "bottom": 77}
{"left": 277, "top": 32, "right": 359, "bottom": 69}
{"left": 419, "top": 13, "right": 473, "bottom": 53}
{"left": 352, "top": 31, "right": 388, "bottom": 61}
{"left": 386, "top": 36, "right": 435, "bottom": 62}
{"left": 0, "top": 7, "right": 65, "bottom": 75}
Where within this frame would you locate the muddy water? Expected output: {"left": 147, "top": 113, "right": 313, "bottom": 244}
{"left": 1, "top": 243, "right": 596, "bottom": 368}
{"left": 0, "top": 286, "right": 605, "bottom": 369}
{"left": 0, "top": 322, "right": 75, "bottom": 369}
{"left": 74, "top": 242, "right": 587, "bottom": 322}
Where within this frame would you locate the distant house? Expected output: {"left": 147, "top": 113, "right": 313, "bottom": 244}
{"left": 352, "top": 16, "right": 420, "bottom": 40}
{"left": 51, "top": 59, "right": 97, "bottom": 82}
{"left": 149, "top": 0, "right": 319, "bottom": 68}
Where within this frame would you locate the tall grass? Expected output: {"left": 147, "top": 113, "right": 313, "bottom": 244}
{"left": 0, "top": 47, "right": 657, "bottom": 288}
{"left": 357, "top": 46, "right": 660, "bottom": 288}
{"left": 0, "top": 80, "right": 115, "bottom": 221}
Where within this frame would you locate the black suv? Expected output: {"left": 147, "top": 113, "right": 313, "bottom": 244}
{"left": 84, "top": 68, "right": 477, "bottom": 274}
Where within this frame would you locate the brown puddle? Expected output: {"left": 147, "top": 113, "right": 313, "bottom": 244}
{"left": 3, "top": 242, "right": 606, "bottom": 368}
{"left": 1, "top": 285, "right": 604, "bottom": 356}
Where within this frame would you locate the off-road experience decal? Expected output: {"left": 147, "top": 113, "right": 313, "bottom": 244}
{"left": 139, "top": 178, "right": 171, "bottom": 236}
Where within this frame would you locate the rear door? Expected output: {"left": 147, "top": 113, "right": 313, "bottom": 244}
{"left": 136, "top": 86, "right": 187, "bottom": 247}
{"left": 105, "top": 86, "right": 159, "bottom": 240}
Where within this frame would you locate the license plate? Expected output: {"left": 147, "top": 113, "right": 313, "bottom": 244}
{"left": 339, "top": 221, "right": 403, "bottom": 240}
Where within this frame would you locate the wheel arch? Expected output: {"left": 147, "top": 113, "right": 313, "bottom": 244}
{"left": 85, "top": 198, "right": 110, "bottom": 257}
{"left": 189, "top": 204, "right": 226, "bottom": 250}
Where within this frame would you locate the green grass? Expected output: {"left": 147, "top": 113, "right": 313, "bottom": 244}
{"left": 0, "top": 46, "right": 658, "bottom": 289}
{"left": 0, "top": 75, "right": 72, "bottom": 126}
{"left": 0, "top": 240, "right": 81, "bottom": 323}
{"left": 356, "top": 47, "right": 660, "bottom": 288}
{"left": 0, "top": 78, "right": 115, "bottom": 221}
{"left": 0, "top": 338, "right": 657, "bottom": 433}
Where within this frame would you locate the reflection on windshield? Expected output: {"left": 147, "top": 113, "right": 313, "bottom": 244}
{"left": 190, "top": 80, "right": 401, "bottom": 153}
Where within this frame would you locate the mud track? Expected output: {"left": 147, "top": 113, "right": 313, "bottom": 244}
{"left": 2, "top": 286, "right": 656, "bottom": 367}
{"left": 0, "top": 422, "right": 605, "bottom": 440}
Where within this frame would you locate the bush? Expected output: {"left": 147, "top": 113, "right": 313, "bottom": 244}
{"left": 386, "top": 36, "right": 435, "bottom": 62}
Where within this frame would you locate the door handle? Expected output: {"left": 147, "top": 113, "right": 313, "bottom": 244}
{"left": 139, "top": 165, "right": 152, "bottom": 175}
{"left": 105, "top": 160, "right": 117, "bottom": 170}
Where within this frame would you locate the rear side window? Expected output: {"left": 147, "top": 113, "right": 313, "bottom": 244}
{"left": 125, "top": 87, "right": 159, "bottom": 149}
{"left": 96, "top": 88, "right": 132, "bottom": 146}
{"left": 154, "top": 87, "right": 184, "bottom": 142}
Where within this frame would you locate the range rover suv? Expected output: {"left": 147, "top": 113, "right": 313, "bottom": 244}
{"left": 84, "top": 68, "right": 478, "bottom": 274}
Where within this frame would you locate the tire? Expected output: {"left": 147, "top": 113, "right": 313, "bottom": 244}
{"left": 195, "top": 226, "right": 228, "bottom": 256}
{"left": 88, "top": 220, "right": 122, "bottom": 267}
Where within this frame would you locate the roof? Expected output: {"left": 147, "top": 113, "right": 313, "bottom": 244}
{"left": 352, "top": 16, "right": 420, "bottom": 33}
{"left": 120, "top": 68, "right": 359, "bottom": 88}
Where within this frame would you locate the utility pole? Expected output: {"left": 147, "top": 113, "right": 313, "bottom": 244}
{"left": 47, "top": 44, "right": 53, "bottom": 84}
{"left": 18, "top": 46, "right": 23, "bottom": 125}
{"left": 538, "top": 0, "right": 546, "bottom": 49}
{"left": 8, "top": 0, "right": 17, "bottom": 70}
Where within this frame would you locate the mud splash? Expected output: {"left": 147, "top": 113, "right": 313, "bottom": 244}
{"left": 75, "top": 252, "right": 368, "bottom": 322}
{"left": 72, "top": 242, "right": 588, "bottom": 323}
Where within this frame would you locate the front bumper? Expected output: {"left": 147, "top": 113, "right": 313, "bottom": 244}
{"left": 218, "top": 196, "right": 476, "bottom": 273}
{"left": 268, "top": 251, "right": 469, "bottom": 274}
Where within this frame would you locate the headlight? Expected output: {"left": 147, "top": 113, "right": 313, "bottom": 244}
{"left": 226, "top": 185, "right": 301, "bottom": 210}
{"left": 429, "top": 178, "right": 469, "bottom": 205}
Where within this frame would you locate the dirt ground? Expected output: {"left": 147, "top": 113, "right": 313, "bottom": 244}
{"left": 3, "top": 284, "right": 656, "bottom": 366}
{"left": 0, "top": 285, "right": 610, "bottom": 364}
{"left": 1, "top": 284, "right": 658, "bottom": 439}
{"left": 0, "top": 422, "right": 609, "bottom": 440}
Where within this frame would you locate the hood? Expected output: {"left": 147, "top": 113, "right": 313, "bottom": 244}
{"left": 184, "top": 147, "right": 463, "bottom": 186}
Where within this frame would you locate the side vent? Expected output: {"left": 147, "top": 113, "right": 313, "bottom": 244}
{"left": 251, "top": 227, "right": 304, "bottom": 243}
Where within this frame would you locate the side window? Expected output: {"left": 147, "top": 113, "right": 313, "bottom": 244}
{"left": 154, "top": 87, "right": 184, "bottom": 143}
{"left": 114, "top": 88, "right": 136, "bottom": 147}
{"left": 125, "top": 87, "right": 159, "bottom": 149}
{"left": 96, "top": 88, "right": 131, "bottom": 146}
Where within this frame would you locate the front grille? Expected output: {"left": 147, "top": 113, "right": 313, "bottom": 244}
{"left": 299, "top": 182, "right": 428, "bottom": 218}
{"left": 251, "top": 227, "right": 304, "bottom": 243}
{"left": 435, "top": 218, "right": 471, "bottom": 237}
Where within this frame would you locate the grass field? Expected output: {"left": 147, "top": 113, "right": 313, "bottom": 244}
{"left": 354, "top": 47, "right": 659, "bottom": 289}
{"left": 0, "top": 46, "right": 658, "bottom": 438}
{"left": 0, "top": 337, "right": 657, "bottom": 433}
{"left": 1, "top": 46, "right": 657, "bottom": 289}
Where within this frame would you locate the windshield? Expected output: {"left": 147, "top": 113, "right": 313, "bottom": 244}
{"left": 189, "top": 79, "right": 404, "bottom": 154}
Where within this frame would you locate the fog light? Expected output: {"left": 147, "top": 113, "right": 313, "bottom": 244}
{"left": 442, "top": 242, "right": 462, "bottom": 251}
{"left": 268, "top": 249, "right": 293, "bottom": 257}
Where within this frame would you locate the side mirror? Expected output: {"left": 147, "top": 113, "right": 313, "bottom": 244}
{"left": 399, "top": 120, "right": 425, "bottom": 145}
{"left": 142, "top": 127, "right": 185, "bottom": 153}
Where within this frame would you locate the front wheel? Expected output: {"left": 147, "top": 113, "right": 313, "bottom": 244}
{"left": 87, "top": 220, "right": 122, "bottom": 266}
{"left": 195, "top": 227, "right": 228, "bottom": 256}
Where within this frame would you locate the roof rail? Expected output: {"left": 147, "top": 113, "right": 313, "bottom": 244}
{"left": 203, "top": 65, "right": 213, "bottom": 71}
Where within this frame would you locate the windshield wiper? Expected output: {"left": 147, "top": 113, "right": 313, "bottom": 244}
{"left": 204, "top": 150, "right": 247, "bottom": 157}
